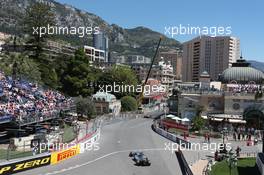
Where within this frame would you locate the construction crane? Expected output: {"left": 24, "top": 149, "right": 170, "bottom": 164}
{"left": 137, "top": 37, "right": 163, "bottom": 110}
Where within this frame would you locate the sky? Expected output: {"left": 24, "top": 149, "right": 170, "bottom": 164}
{"left": 56, "top": 0, "right": 264, "bottom": 62}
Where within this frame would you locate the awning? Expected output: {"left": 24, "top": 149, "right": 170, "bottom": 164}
{"left": 201, "top": 115, "right": 208, "bottom": 119}
{"left": 181, "top": 118, "right": 190, "bottom": 122}
{"left": 172, "top": 117, "right": 182, "bottom": 121}
{"left": 211, "top": 118, "right": 223, "bottom": 122}
{"left": 166, "top": 114, "right": 175, "bottom": 118}
{"left": 208, "top": 114, "right": 242, "bottom": 119}
{"left": 228, "top": 119, "right": 246, "bottom": 124}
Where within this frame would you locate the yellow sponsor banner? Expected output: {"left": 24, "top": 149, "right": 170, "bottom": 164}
{"left": 0, "top": 155, "right": 51, "bottom": 175}
{"left": 51, "top": 144, "right": 80, "bottom": 165}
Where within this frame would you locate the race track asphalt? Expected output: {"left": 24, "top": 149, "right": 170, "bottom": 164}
{"left": 18, "top": 118, "right": 182, "bottom": 175}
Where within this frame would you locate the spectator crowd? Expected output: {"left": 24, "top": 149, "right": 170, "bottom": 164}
{"left": 0, "top": 71, "right": 73, "bottom": 124}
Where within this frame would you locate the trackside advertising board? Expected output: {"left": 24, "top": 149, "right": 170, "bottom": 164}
{"left": 0, "top": 155, "right": 51, "bottom": 175}
{"left": 51, "top": 144, "right": 80, "bottom": 164}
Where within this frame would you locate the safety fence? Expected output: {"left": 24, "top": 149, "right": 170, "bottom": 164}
{"left": 0, "top": 123, "right": 81, "bottom": 161}
{"left": 152, "top": 124, "right": 194, "bottom": 175}
{"left": 152, "top": 124, "right": 191, "bottom": 149}
{"left": 0, "top": 110, "right": 140, "bottom": 174}
{"left": 0, "top": 129, "right": 101, "bottom": 175}
{"left": 176, "top": 150, "right": 194, "bottom": 175}
{"left": 257, "top": 153, "right": 264, "bottom": 175}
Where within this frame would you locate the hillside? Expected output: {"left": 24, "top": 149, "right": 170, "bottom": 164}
{"left": 248, "top": 60, "right": 264, "bottom": 72}
{"left": 0, "top": 0, "right": 181, "bottom": 58}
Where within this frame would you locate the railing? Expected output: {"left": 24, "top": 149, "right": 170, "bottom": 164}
{"left": 152, "top": 124, "right": 191, "bottom": 149}
{"left": 176, "top": 149, "right": 194, "bottom": 175}
{"left": 16, "top": 105, "right": 76, "bottom": 126}
{"left": 152, "top": 123, "right": 196, "bottom": 175}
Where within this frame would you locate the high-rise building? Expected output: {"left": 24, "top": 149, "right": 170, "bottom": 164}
{"left": 93, "top": 32, "right": 109, "bottom": 62}
{"left": 182, "top": 36, "right": 240, "bottom": 82}
{"left": 157, "top": 50, "right": 183, "bottom": 80}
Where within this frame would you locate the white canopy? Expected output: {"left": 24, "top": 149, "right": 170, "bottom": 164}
{"left": 172, "top": 116, "right": 182, "bottom": 121}
{"left": 181, "top": 118, "right": 190, "bottom": 122}
{"left": 211, "top": 118, "right": 223, "bottom": 122}
{"left": 228, "top": 119, "right": 246, "bottom": 124}
{"left": 166, "top": 114, "right": 175, "bottom": 118}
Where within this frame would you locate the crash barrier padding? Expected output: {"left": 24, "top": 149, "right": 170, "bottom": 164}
{"left": 0, "top": 154, "right": 51, "bottom": 175}
{"left": 152, "top": 125, "right": 191, "bottom": 149}
{"left": 176, "top": 150, "right": 194, "bottom": 175}
{"left": 51, "top": 144, "right": 80, "bottom": 164}
{"left": 257, "top": 153, "right": 264, "bottom": 175}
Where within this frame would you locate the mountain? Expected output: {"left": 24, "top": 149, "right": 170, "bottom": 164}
{"left": 248, "top": 60, "right": 264, "bottom": 72}
{"left": 0, "top": 0, "right": 181, "bottom": 58}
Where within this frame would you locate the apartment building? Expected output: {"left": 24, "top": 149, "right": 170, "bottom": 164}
{"left": 157, "top": 50, "right": 183, "bottom": 80}
{"left": 84, "top": 45, "right": 106, "bottom": 63}
{"left": 182, "top": 36, "right": 240, "bottom": 82}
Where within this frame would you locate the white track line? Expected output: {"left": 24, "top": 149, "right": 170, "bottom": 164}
{"left": 40, "top": 148, "right": 164, "bottom": 175}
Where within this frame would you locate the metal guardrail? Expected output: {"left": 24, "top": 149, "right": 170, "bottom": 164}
{"left": 152, "top": 124, "right": 194, "bottom": 175}
{"left": 152, "top": 124, "right": 191, "bottom": 149}
{"left": 176, "top": 150, "right": 194, "bottom": 175}
{"left": 16, "top": 105, "right": 76, "bottom": 126}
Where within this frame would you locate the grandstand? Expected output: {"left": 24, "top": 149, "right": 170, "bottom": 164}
{"left": 0, "top": 71, "right": 75, "bottom": 140}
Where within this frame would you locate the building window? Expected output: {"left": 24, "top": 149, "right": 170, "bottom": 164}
{"left": 232, "top": 103, "right": 240, "bottom": 110}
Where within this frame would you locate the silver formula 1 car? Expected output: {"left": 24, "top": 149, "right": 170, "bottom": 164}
{"left": 129, "top": 151, "right": 151, "bottom": 166}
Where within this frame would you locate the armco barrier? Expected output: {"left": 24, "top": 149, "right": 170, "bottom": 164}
{"left": 152, "top": 124, "right": 194, "bottom": 175}
{"left": 0, "top": 154, "right": 51, "bottom": 175}
{"left": 152, "top": 125, "right": 191, "bottom": 149}
{"left": 257, "top": 153, "right": 264, "bottom": 175}
{"left": 176, "top": 150, "right": 194, "bottom": 175}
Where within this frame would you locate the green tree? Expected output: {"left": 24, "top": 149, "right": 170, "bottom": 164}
{"left": 121, "top": 96, "right": 138, "bottom": 112}
{"left": 62, "top": 49, "right": 101, "bottom": 97}
{"left": 0, "top": 53, "right": 42, "bottom": 83}
{"left": 23, "top": 2, "right": 55, "bottom": 60}
{"left": 39, "top": 62, "right": 59, "bottom": 89}
{"left": 192, "top": 105, "right": 205, "bottom": 131}
{"left": 97, "top": 65, "right": 138, "bottom": 99}
{"left": 75, "top": 96, "right": 96, "bottom": 119}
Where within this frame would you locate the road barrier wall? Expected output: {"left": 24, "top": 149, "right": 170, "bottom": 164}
{"left": 80, "top": 129, "right": 100, "bottom": 154}
{"left": 152, "top": 124, "right": 191, "bottom": 149}
{"left": 0, "top": 154, "right": 51, "bottom": 175}
{"left": 152, "top": 124, "right": 194, "bottom": 175}
{"left": 176, "top": 150, "right": 194, "bottom": 175}
{"left": 0, "top": 129, "right": 100, "bottom": 174}
{"left": 257, "top": 153, "right": 264, "bottom": 175}
{"left": 0, "top": 111, "right": 138, "bottom": 174}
